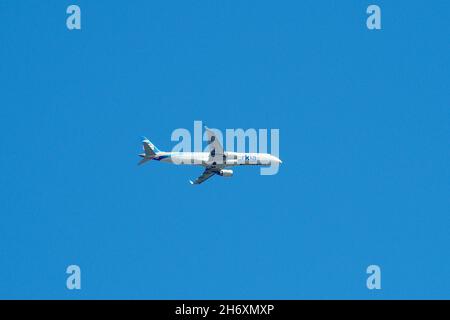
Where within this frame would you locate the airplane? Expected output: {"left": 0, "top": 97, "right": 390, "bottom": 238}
{"left": 138, "top": 126, "right": 282, "bottom": 185}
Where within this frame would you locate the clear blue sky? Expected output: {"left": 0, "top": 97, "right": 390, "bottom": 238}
{"left": 0, "top": 1, "right": 449, "bottom": 299}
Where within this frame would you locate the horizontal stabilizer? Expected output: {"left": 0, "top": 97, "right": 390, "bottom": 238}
{"left": 138, "top": 157, "right": 152, "bottom": 166}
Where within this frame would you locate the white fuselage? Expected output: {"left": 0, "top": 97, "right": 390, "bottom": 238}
{"left": 153, "top": 151, "right": 282, "bottom": 167}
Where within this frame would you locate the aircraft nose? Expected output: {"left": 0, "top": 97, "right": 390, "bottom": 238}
{"left": 272, "top": 155, "right": 282, "bottom": 164}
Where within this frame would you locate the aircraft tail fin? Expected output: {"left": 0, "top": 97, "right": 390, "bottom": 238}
{"left": 138, "top": 136, "right": 161, "bottom": 165}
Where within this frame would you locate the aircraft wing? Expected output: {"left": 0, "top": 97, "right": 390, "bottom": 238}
{"left": 204, "top": 126, "right": 224, "bottom": 158}
{"left": 189, "top": 168, "right": 216, "bottom": 185}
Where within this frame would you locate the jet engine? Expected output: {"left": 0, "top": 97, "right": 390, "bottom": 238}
{"left": 219, "top": 169, "right": 233, "bottom": 177}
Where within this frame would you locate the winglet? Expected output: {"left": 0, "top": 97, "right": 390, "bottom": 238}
{"left": 189, "top": 180, "right": 195, "bottom": 185}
